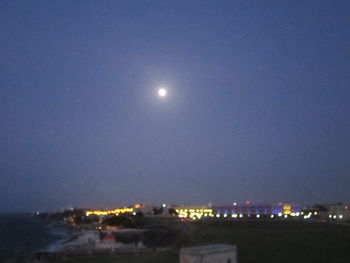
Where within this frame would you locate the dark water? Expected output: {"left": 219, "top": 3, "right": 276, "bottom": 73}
{"left": 0, "top": 214, "right": 68, "bottom": 260}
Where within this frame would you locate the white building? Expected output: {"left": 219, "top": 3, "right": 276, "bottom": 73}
{"left": 180, "top": 244, "right": 237, "bottom": 263}
{"left": 75, "top": 230, "right": 99, "bottom": 244}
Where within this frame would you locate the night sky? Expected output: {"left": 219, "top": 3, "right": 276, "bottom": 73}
{"left": 1, "top": 1, "right": 350, "bottom": 212}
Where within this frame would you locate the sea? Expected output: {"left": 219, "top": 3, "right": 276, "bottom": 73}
{"left": 0, "top": 214, "right": 69, "bottom": 260}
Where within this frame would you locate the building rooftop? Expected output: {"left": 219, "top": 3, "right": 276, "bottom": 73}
{"left": 181, "top": 244, "right": 236, "bottom": 255}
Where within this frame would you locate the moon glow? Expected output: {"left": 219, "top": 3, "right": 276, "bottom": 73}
{"left": 158, "top": 88, "right": 167, "bottom": 97}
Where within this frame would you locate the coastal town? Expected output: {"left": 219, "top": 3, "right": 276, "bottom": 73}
{"left": 2, "top": 0, "right": 350, "bottom": 262}
{"left": 30, "top": 201, "right": 350, "bottom": 261}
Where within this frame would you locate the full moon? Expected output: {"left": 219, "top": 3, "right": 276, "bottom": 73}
{"left": 158, "top": 88, "right": 167, "bottom": 97}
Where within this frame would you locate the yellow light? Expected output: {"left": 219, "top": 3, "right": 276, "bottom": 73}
{"left": 85, "top": 207, "right": 134, "bottom": 216}
{"left": 283, "top": 204, "right": 291, "bottom": 215}
{"left": 174, "top": 207, "right": 213, "bottom": 219}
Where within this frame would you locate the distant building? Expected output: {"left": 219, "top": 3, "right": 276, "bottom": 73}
{"left": 212, "top": 203, "right": 301, "bottom": 218}
{"left": 180, "top": 244, "right": 237, "bottom": 263}
{"left": 76, "top": 230, "right": 99, "bottom": 244}
{"left": 302, "top": 203, "right": 350, "bottom": 220}
{"left": 86, "top": 207, "right": 134, "bottom": 216}
{"left": 175, "top": 206, "right": 214, "bottom": 219}
{"left": 173, "top": 203, "right": 301, "bottom": 220}
{"left": 326, "top": 204, "right": 350, "bottom": 220}
{"left": 101, "top": 232, "right": 116, "bottom": 244}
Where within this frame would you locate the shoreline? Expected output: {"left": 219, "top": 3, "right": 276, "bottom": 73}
{"left": 0, "top": 215, "right": 73, "bottom": 262}
{"left": 43, "top": 223, "right": 73, "bottom": 253}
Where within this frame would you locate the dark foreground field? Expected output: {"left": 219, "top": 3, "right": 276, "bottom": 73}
{"left": 60, "top": 219, "right": 350, "bottom": 263}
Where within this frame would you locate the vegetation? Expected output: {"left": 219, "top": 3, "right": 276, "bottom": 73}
{"left": 55, "top": 251, "right": 179, "bottom": 263}
{"left": 59, "top": 219, "right": 350, "bottom": 263}
{"left": 189, "top": 220, "right": 350, "bottom": 263}
{"left": 152, "top": 207, "right": 163, "bottom": 215}
{"left": 168, "top": 208, "right": 178, "bottom": 216}
{"left": 37, "top": 209, "right": 85, "bottom": 221}
{"left": 102, "top": 213, "right": 145, "bottom": 228}
{"left": 57, "top": 219, "right": 350, "bottom": 263}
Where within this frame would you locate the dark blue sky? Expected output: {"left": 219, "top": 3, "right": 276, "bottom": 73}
{"left": 1, "top": 0, "right": 350, "bottom": 212}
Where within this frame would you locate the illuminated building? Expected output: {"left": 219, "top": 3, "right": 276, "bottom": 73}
{"left": 173, "top": 203, "right": 300, "bottom": 220}
{"left": 283, "top": 204, "right": 292, "bottom": 215}
{"left": 213, "top": 203, "right": 300, "bottom": 218}
{"left": 85, "top": 203, "right": 302, "bottom": 220}
{"left": 86, "top": 207, "right": 134, "bottom": 216}
{"left": 175, "top": 207, "right": 214, "bottom": 220}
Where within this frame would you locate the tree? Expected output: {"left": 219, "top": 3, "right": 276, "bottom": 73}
{"left": 103, "top": 215, "right": 132, "bottom": 227}
{"left": 152, "top": 207, "right": 163, "bottom": 215}
{"left": 168, "top": 208, "right": 178, "bottom": 216}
